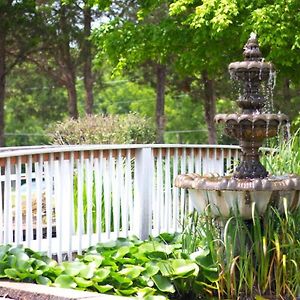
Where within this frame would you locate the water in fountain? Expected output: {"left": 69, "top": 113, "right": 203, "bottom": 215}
{"left": 175, "top": 33, "right": 300, "bottom": 218}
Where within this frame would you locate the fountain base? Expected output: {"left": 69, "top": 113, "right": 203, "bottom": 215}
{"left": 175, "top": 174, "right": 300, "bottom": 218}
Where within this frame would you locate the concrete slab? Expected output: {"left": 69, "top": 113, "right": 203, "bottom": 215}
{"left": 0, "top": 281, "right": 131, "bottom": 300}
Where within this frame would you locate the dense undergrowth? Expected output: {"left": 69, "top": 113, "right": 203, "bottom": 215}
{"left": 0, "top": 205, "right": 300, "bottom": 299}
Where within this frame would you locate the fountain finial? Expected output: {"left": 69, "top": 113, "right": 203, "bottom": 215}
{"left": 243, "top": 32, "right": 262, "bottom": 61}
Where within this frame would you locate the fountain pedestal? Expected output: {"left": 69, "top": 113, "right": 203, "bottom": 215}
{"left": 175, "top": 34, "right": 300, "bottom": 218}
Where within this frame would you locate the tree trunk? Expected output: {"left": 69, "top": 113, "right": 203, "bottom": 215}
{"left": 156, "top": 64, "right": 166, "bottom": 144}
{"left": 59, "top": 2, "right": 78, "bottom": 119}
{"left": 282, "top": 78, "right": 291, "bottom": 103}
{"left": 66, "top": 82, "right": 78, "bottom": 119}
{"left": 0, "top": 23, "right": 6, "bottom": 147}
{"left": 83, "top": 4, "right": 93, "bottom": 115}
{"left": 202, "top": 71, "right": 217, "bottom": 144}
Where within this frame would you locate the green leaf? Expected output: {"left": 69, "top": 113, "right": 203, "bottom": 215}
{"left": 9, "top": 246, "right": 24, "bottom": 256}
{"left": 36, "top": 275, "right": 51, "bottom": 286}
{"left": 151, "top": 274, "right": 175, "bottom": 293}
{"left": 116, "top": 287, "right": 138, "bottom": 296}
{"left": 98, "top": 240, "right": 117, "bottom": 249}
{"left": 111, "top": 272, "right": 133, "bottom": 288}
{"left": 79, "top": 263, "right": 96, "bottom": 279}
{"left": 15, "top": 252, "right": 31, "bottom": 272}
{"left": 144, "top": 263, "right": 159, "bottom": 277}
{"left": 93, "top": 283, "right": 114, "bottom": 293}
{"left": 82, "top": 254, "right": 103, "bottom": 267}
{"left": 114, "top": 246, "right": 130, "bottom": 259}
{"left": 7, "top": 255, "right": 17, "bottom": 268}
{"left": 54, "top": 275, "right": 77, "bottom": 289}
{"left": 171, "top": 259, "right": 199, "bottom": 278}
{"left": 93, "top": 268, "right": 110, "bottom": 282}
{"left": 191, "top": 249, "right": 217, "bottom": 271}
{"left": 144, "top": 296, "right": 168, "bottom": 300}
{"left": 118, "top": 266, "right": 145, "bottom": 279}
{"left": 53, "top": 265, "right": 65, "bottom": 276}
{"left": 4, "top": 268, "right": 20, "bottom": 280}
{"left": 0, "top": 261, "right": 9, "bottom": 275}
{"left": 74, "top": 277, "right": 93, "bottom": 288}
{"left": 146, "top": 251, "right": 168, "bottom": 260}
{"left": 62, "top": 261, "right": 85, "bottom": 276}
{"left": 0, "top": 245, "right": 10, "bottom": 260}
{"left": 136, "top": 287, "right": 156, "bottom": 297}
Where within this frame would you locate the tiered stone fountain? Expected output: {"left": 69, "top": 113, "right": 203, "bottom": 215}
{"left": 175, "top": 34, "right": 300, "bottom": 218}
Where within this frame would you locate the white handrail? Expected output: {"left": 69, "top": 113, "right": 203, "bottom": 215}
{"left": 0, "top": 144, "right": 241, "bottom": 261}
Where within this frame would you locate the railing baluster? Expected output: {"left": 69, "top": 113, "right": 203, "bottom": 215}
{"left": 25, "top": 155, "right": 33, "bottom": 247}
{"left": 156, "top": 149, "right": 163, "bottom": 233}
{"left": 165, "top": 148, "right": 171, "bottom": 232}
{"left": 125, "top": 150, "right": 132, "bottom": 235}
{"left": 173, "top": 148, "right": 179, "bottom": 232}
{"left": 112, "top": 153, "right": 119, "bottom": 238}
{"left": 4, "top": 158, "right": 12, "bottom": 244}
{"left": 85, "top": 151, "right": 94, "bottom": 247}
{"left": 220, "top": 148, "right": 225, "bottom": 175}
{"left": 0, "top": 167, "right": 3, "bottom": 244}
{"left": 114, "top": 150, "right": 122, "bottom": 237}
{"left": 15, "top": 157, "right": 22, "bottom": 244}
{"left": 68, "top": 152, "right": 75, "bottom": 260}
{"left": 95, "top": 151, "right": 103, "bottom": 241}
{"left": 180, "top": 149, "right": 186, "bottom": 226}
{"left": 77, "top": 151, "right": 84, "bottom": 255}
{"left": 45, "top": 154, "right": 54, "bottom": 257}
{"left": 188, "top": 149, "right": 194, "bottom": 213}
{"left": 35, "top": 155, "right": 43, "bottom": 250}
{"left": 104, "top": 152, "right": 112, "bottom": 239}
{"left": 54, "top": 154, "right": 63, "bottom": 262}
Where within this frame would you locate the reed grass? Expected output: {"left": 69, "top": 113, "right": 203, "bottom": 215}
{"left": 182, "top": 205, "right": 300, "bottom": 299}
{"left": 261, "top": 129, "right": 300, "bottom": 175}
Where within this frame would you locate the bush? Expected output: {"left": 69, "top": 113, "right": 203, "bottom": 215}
{"left": 48, "top": 113, "right": 156, "bottom": 145}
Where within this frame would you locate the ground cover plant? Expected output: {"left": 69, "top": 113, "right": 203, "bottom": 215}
{"left": 0, "top": 205, "right": 299, "bottom": 299}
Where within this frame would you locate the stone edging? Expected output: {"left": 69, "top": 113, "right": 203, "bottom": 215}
{"left": 0, "top": 281, "right": 130, "bottom": 300}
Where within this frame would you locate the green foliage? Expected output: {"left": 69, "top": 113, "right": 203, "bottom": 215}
{"left": 182, "top": 206, "right": 300, "bottom": 299}
{"left": 5, "top": 64, "right": 67, "bottom": 146}
{"left": 0, "top": 234, "right": 217, "bottom": 299}
{"left": 48, "top": 113, "right": 156, "bottom": 145}
{"left": 1, "top": 205, "right": 300, "bottom": 299}
{"left": 261, "top": 129, "right": 300, "bottom": 175}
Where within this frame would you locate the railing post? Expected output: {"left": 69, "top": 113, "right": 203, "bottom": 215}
{"left": 135, "top": 147, "right": 153, "bottom": 240}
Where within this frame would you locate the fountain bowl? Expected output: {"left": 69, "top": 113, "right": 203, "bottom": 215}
{"left": 175, "top": 173, "right": 300, "bottom": 218}
{"left": 229, "top": 61, "right": 274, "bottom": 81}
{"left": 215, "top": 113, "right": 288, "bottom": 141}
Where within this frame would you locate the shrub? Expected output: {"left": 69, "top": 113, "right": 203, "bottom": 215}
{"left": 48, "top": 113, "right": 156, "bottom": 145}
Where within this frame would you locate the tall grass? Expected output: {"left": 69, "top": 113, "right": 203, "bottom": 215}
{"left": 261, "top": 129, "right": 300, "bottom": 175}
{"left": 182, "top": 206, "right": 300, "bottom": 299}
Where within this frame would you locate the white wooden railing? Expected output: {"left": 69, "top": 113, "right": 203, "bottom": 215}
{"left": 0, "top": 144, "right": 240, "bottom": 261}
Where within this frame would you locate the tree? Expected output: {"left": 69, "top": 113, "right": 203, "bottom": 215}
{"left": 29, "top": 1, "right": 80, "bottom": 119}
{"left": 5, "top": 63, "right": 67, "bottom": 146}
{"left": 82, "top": 1, "right": 94, "bottom": 115}
{"left": 0, "top": 0, "right": 40, "bottom": 146}
{"left": 93, "top": 0, "right": 185, "bottom": 143}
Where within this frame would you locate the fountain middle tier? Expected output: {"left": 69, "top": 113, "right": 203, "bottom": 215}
{"left": 215, "top": 113, "right": 288, "bottom": 179}
{"left": 215, "top": 113, "right": 288, "bottom": 141}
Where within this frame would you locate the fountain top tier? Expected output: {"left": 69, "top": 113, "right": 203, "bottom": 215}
{"left": 214, "top": 33, "right": 288, "bottom": 179}
{"left": 228, "top": 33, "right": 275, "bottom": 113}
